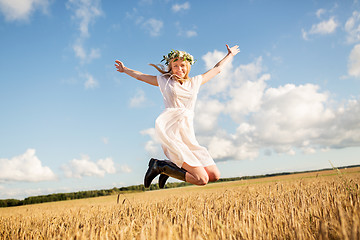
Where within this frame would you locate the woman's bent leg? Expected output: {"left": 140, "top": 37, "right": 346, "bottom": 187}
{"left": 144, "top": 159, "right": 187, "bottom": 188}
{"left": 182, "top": 162, "right": 209, "bottom": 186}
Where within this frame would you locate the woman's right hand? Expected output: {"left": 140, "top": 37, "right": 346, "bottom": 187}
{"left": 115, "top": 60, "right": 125, "bottom": 72}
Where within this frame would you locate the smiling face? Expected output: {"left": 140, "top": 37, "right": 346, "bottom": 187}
{"left": 170, "top": 58, "right": 190, "bottom": 79}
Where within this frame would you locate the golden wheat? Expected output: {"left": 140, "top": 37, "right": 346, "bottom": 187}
{"left": 0, "top": 168, "right": 359, "bottom": 239}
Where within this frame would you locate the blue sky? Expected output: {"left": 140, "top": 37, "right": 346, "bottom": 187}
{"left": 0, "top": 0, "right": 359, "bottom": 200}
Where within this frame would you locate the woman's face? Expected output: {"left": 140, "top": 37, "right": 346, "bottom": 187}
{"left": 171, "top": 59, "right": 187, "bottom": 79}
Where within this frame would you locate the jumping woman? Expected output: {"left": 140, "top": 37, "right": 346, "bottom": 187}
{"left": 115, "top": 44, "right": 240, "bottom": 188}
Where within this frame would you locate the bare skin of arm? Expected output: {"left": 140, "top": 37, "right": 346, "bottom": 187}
{"left": 115, "top": 60, "right": 158, "bottom": 86}
{"left": 201, "top": 44, "right": 240, "bottom": 84}
{"left": 115, "top": 44, "right": 239, "bottom": 86}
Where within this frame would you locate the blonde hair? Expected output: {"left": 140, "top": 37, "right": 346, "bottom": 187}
{"left": 150, "top": 58, "right": 191, "bottom": 84}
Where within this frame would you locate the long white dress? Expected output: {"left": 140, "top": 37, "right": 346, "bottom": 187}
{"left": 155, "top": 74, "right": 215, "bottom": 168}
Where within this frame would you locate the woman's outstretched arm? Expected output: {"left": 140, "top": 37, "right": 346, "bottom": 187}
{"left": 115, "top": 60, "right": 158, "bottom": 86}
{"left": 201, "top": 44, "right": 240, "bottom": 84}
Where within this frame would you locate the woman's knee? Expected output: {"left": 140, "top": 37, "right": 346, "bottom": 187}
{"left": 208, "top": 173, "right": 220, "bottom": 182}
{"left": 182, "top": 163, "right": 209, "bottom": 185}
{"left": 195, "top": 174, "right": 209, "bottom": 185}
{"left": 205, "top": 166, "right": 221, "bottom": 182}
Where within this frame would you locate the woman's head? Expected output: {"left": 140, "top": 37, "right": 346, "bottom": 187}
{"left": 168, "top": 58, "right": 191, "bottom": 80}
{"left": 150, "top": 49, "right": 195, "bottom": 81}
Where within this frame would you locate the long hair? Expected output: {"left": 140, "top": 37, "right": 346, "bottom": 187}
{"left": 149, "top": 58, "right": 191, "bottom": 83}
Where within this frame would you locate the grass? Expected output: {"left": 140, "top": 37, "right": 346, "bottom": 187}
{"left": 0, "top": 167, "right": 359, "bottom": 239}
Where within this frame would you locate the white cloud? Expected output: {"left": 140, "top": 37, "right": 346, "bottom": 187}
{"left": 120, "top": 165, "right": 132, "bottom": 173}
{"left": 140, "top": 128, "right": 162, "bottom": 156}
{"left": 84, "top": 73, "right": 99, "bottom": 89}
{"left": 0, "top": 0, "right": 50, "bottom": 22}
{"left": 67, "top": 0, "right": 102, "bottom": 64}
{"left": 129, "top": 89, "right": 147, "bottom": 107}
{"left": 66, "top": 0, "right": 102, "bottom": 38}
{"left": 126, "top": 9, "right": 163, "bottom": 37}
{"left": 62, "top": 155, "right": 116, "bottom": 178}
{"left": 142, "top": 49, "right": 360, "bottom": 162}
{"left": 0, "top": 149, "right": 56, "bottom": 182}
{"left": 302, "top": 17, "right": 338, "bottom": 40}
{"left": 73, "top": 40, "right": 101, "bottom": 63}
{"left": 316, "top": 8, "right": 326, "bottom": 18}
{"left": 195, "top": 99, "right": 224, "bottom": 132}
{"left": 226, "top": 72, "right": 269, "bottom": 121}
{"left": 251, "top": 84, "right": 334, "bottom": 148}
{"left": 302, "top": 29, "right": 309, "bottom": 41}
{"left": 97, "top": 158, "right": 116, "bottom": 174}
{"left": 201, "top": 50, "right": 234, "bottom": 96}
{"left": 345, "top": 11, "right": 360, "bottom": 44}
{"left": 348, "top": 44, "right": 360, "bottom": 78}
{"left": 172, "top": 2, "right": 190, "bottom": 13}
{"left": 311, "top": 17, "right": 338, "bottom": 34}
{"left": 186, "top": 30, "right": 197, "bottom": 37}
{"left": 208, "top": 136, "right": 236, "bottom": 160}
{"left": 88, "top": 48, "right": 101, "bottom": 59}
{"left": 175, "top": 22, "right": 197, "bottom": 38}
{"left": 125, "top": 8, "right": 143, "bottom": 24}
{"left": 142, "top": 18, "right": 163, "bottom": 37}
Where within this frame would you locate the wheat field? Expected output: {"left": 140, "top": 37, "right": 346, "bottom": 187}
{"left": 0, "top": 167, "right": 359, "bottom": 239}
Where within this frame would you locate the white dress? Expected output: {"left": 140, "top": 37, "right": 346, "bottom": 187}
{"left": 155, "top": 74, "right": 215, "bottom": 168}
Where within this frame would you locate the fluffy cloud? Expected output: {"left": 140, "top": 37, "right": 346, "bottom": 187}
{"left": 311, "top": 17, "right": 338, "bottom": 34}
{"left": 348, "top": 44, "right": 360, "bottom": 78}
{"left": 0, "top": 149, "right": 56, "bottom": 182}
{"left": 142, "top": 49, "right": 360, "bottom": 162}
{"left": 175, "top": 22, "right": 197, "bottom": 38}
{"left": 129, "top": 89, "right": 147, "bottom": 108}
{"left": 67, "top": 0, "right": 102, "bottom": 64}
{"left": 140, "top": 128, "right": 162, "bottom": 156}
{"left": 83, "top": 72, "right": 98, "bottom": 89}
{"left": 73, "top": 40, "right": 101, "bottom": 64}
{"left": 0, "top": 0, "right": 49, "bottom": 22}
{"left": 62, "top": 155, "right": 116, "bottom": 178}
{"left": 302, "top": 17, "right": 338, "bottom": 40}
{"left": 345, "top": 11, "right": 360, "bottom": 44}
{"left": 250, "top": 84, "right": 334, "bottom": 149}
{"left": 126, "top": 8, "right": 163, "bottom": 37}
{"left": 120, "top": 165, "right": 132, "bottom": 173}
{"left": 185, "top": 30, "right": 197, "bottom": 37}
{"left": 142, "top": 18, "right": 163, "bottom": 37}
{"left": 172, "top": 2, "right": 190, "bottom": 13}
{"left": 201, "top": 50, "right": 235, "bottom": 96}
{"left": 195, "top": 99, "right": 224, "bottom": 132}
{"left": 66, "top": 0, "right": 102, "bottom": 38}
{"left": 316, "top": 8, "right": 326, "bottom": 18}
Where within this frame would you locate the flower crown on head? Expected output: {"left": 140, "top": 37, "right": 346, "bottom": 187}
{"left": 161, "top": 50, "right": 196, "bottom": 66}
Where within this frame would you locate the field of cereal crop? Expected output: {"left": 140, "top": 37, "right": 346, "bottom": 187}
{"left": 1, "top": 167, "right": 359, "bottom": 239}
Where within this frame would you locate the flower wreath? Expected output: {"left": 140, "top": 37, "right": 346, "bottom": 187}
{"left": 161, "top": 50, "right": 196, "bottom": 66}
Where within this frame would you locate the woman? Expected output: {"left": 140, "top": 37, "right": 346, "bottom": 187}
{"left": 115, "top": 44, "right": 240, "bottom": 188}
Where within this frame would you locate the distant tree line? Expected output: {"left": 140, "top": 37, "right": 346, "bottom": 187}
{"left": 0, "top": 183, "right": 182, "bottom": 208}
{"left": 0, "top": 185, "right": 145, "bottom": 208}
{"left": 1, "top": 164, "right": 358, "bottom": 208}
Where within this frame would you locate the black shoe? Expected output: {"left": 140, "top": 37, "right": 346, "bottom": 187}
{"left": 144, "top": 158, "right": 187, "bottom": 188}
{"left": 144, "top": 158, "right": 159, "bottom": 188}
{"left": 158, "top": 174, "right": 169, "bottom": 189}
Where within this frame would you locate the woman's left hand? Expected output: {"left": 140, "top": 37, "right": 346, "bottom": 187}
{"left": 226, "top": 44, "right": 240, "bottom": 56}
